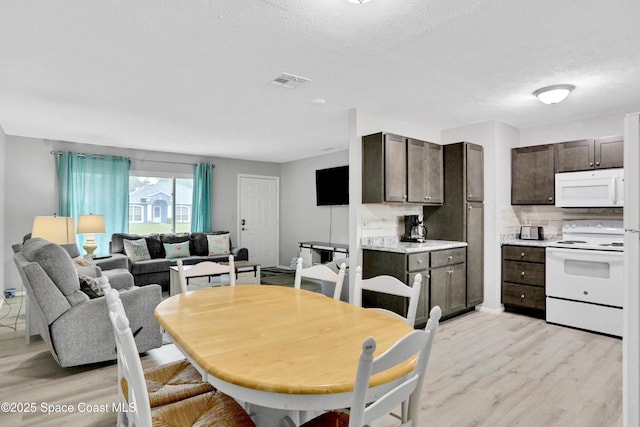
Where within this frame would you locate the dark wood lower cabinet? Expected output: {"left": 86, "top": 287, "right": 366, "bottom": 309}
{"left": 501, "top": 244, "right": 546, "bottom": 315}
{"left": 363, "top": 247, "right": 469, "bottom": 326}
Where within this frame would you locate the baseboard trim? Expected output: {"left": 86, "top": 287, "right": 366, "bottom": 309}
{"left": 476, "top": 305, "right": 505, "bottom": 315}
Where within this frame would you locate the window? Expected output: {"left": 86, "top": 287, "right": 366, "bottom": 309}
{"left": 176, "top": 205, "right": 190, "bottom": 223}
{"left": 129, "top": 175, "right": 193, "bottom": 233}
{"left": 129, "top": 205, "right": 143, "bottom": 223}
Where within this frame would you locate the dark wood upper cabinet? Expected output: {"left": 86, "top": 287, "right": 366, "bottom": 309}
{"left": 466, "top": 143, "right": 484, "bottom": 202}
{"left": 362, "top": 132, "right": 406, "bottom": 203}
{"left": 595, "top": 135, "right": 624, "bottom": 169}
{"left": 384, "top": 133, "right": 407, "bottom": 202}
{"left": 362, "top": 132, "right": 443, "bottom": 205}
{"left": 407, "top": 138, "right": 443, "bottom": 204}
{"left": 511, "top": 144, "right": 555, "bottom": 205}
{"left": 556, "top": 137, "right": 623, "bottom": 172}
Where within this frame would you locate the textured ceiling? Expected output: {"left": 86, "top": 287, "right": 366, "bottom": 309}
{"left": 0, "top": 0, "right": 639, "bottom": 163}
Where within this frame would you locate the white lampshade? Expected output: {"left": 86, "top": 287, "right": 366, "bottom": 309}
{"left": 533, "top": 84, "right": 575, "bottom": 105}
{"left": 32, "top": 216, "right": 76, "bottom": 244}
{"left": 77, "top": 214, "right": 105, "bottom": 234}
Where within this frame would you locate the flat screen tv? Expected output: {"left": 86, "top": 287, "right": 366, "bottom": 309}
{"left": 316, "top": 166, "right": 349, "bottom": 206}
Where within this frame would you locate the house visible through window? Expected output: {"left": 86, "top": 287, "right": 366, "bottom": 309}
{"left": 129, "top": 175, "right": 193, "bottom": 233}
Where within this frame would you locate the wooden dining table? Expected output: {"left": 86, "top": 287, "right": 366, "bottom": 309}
{"left": 154, "top": 285, "right": 416, "bottom": 421}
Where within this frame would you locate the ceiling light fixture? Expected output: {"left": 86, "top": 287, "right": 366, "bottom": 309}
{"left": 346, "top": 0, "right": 372, "bottom": 4}
{"left": 533, "top": 84, "right": 575, "bottom": 105}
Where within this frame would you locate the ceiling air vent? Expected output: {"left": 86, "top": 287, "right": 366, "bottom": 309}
{"left": 270, "top": 72, "right": 312, "bottom": 89}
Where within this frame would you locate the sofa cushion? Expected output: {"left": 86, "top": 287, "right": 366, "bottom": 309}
{"left": 111, "top": 233, "right": 144, "bottom": 254}
{"left": 123, "top": 238, "right": 152, "bottom": 262}
{"left": 145, "top": 234, "right": 165, "bottom": 259}
{"left": 130, "top": 258, "right": 171, "bottom": 276}
{"left": 164, "top": 241, "right": 191, "bottom": 259}
{"left": 22, "top": 238, "right": 88, "bottom": 306}
{"left": 160, "top": 233, "right": 191, "bottom": 245}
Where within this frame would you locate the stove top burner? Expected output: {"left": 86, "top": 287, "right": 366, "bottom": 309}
{"left": 555, "top": 240, "right": 587, "bottom": 244}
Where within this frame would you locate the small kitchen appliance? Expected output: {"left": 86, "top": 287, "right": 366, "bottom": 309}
{"left": 401, "top": 215, "right": 427, "bottom": 243}
{"left": 519, "top": 226, "right": 544, "bottom": 240}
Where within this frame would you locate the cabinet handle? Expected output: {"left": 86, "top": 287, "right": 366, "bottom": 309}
{"left": 468, "top": 194, "right": 473, "bottom": 198}
{"left": 548, "top": 197, "right": 553, "bottom": 201}
{"left": 589, "top": 162, "right": 594, "bottom": 166}
{"left": 596, "top": 161, "right": 600, "bottom": 166}
{"left": 448, "top": 270, "right": 453, "bottom": 275}
{"left": 521, "top": 271, "right": 525, "bottom": 277}
{"left": 520, "top": 252, "right": 525, "bottom": 257}
{"left": 404, "top": 195, "right": 407, "bottom": 200}
{"left": 448, "top": 256, "right": 453, "bottom": 261}
{"left": 417, "top": 259, "right": 423, "bottom": 264}
{"left": 521, "top": 294, "right": 525, "bottom": 299}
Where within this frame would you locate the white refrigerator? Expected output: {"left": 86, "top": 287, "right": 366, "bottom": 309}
{"left": 624, "top": 112, "right": 640, "bottom": 427}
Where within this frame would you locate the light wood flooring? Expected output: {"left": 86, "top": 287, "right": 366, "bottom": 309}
{"left": 0, "top": 295, "right": 622, "bottom": 427}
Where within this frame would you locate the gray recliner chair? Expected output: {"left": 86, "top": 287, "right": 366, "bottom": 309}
{"left": 13, "top": 238, "right": 163, "bottom": 367}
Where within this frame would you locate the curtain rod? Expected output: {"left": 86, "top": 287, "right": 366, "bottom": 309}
{"left": 51, "top": 151, "right": 215, "bottom": 168}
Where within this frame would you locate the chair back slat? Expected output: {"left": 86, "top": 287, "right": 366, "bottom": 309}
{"left": 294, "top": 257, "right": 347, "bottom": 300}
{"left": 177, "top": 255, "right": 235, "bottom": 293}
{"left": 348, "top": 305, "right": 441, "bottom": 427}
{"left": 106, "top": 289, "right": 152, "bottom": 426}
{"left": 354, "top": 266, "right": 422, "bottom": 326}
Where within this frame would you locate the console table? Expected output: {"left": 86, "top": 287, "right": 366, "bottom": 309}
{"left": 299, "top": 241, "right": 349, "bottom": 268}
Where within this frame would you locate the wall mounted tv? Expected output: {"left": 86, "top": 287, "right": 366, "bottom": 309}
{"left": 316, "top": 165, "right": 349, "bottom": 206}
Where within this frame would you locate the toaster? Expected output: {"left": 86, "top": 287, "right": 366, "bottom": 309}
{"left": 519, "top": 226, "right": 544, "bottom": 240}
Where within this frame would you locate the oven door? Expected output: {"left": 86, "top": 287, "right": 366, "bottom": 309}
{"left": 545, "top": 247, "right": 624, "bottom": 307}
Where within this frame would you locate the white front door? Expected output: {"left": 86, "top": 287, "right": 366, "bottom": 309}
{"left": 238, "top": 175, "right": 279, "bottom": 267}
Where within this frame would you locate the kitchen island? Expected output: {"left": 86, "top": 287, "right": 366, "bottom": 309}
{"left": 361, "top": 239, "right": 469, "bottom": 325}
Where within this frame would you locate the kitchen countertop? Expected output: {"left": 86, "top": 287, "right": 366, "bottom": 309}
{"left": 361, "top": 240, "right": 467, "bottom": 254}
{"left": 501, "top": 239, "right": 551, "bottom": 247}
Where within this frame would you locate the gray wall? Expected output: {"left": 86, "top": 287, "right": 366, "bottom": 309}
{"left": 3, "top": 136, "right": 281, "bottom": 291}
{"left": 279, "top": 150, "right": 349, "bottom": 267}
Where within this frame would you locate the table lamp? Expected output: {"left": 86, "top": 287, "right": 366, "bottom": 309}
{"left": 31, "top": 215, "right": 76, "bottom": 244}
{"left": 77, "top": 214, "right": 105, "bottom": 256}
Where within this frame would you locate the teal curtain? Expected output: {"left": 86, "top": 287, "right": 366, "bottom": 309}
{"left": 58, "top": 151, "right": 131, "bottom": 256}
{"left": 191, "top": 163, "right": 213, "bottom": 232}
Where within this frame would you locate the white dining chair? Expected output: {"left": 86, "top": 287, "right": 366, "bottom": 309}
{"left": 176, "top": 255, "right": 235, "bottom": 294}
{"left": 105, "top": 288, "right": 256, "bottom": 427}
{"left": 353, "top": 266, "right": 422, "bottom": 326}
{"left": 297, "top": 305, "right": 442, "bottom": 427}
{"left": 294, "top": 257, "right": 347, "bottom": 300}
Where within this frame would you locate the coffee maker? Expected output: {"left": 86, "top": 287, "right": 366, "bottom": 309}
{"left": 401, "top": 215, "right": 427, "bottom": 243}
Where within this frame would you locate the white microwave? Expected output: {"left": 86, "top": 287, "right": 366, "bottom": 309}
{"left": 555, "top": 168, "right": 624, "bottom": 208}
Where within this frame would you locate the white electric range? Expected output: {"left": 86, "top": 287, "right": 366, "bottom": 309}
{"left": 545, "top": 220, "right": 624, "bottom": 337}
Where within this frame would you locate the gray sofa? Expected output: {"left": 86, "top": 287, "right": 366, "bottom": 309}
{"left": 109, "top": 232, "right": 249, "bottom": 289}
{"left": 13, "top": 238, "right": 163, "bottom": 367}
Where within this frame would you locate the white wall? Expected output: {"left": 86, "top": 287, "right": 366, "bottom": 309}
{"left": 3, "top": 136, "right": 281, "bottom": 291}
{"left": 279, "top": 150, "right": 349, "bottom": 267}
{"left": 348, "top": 108, "right": 441, "bottom": 302}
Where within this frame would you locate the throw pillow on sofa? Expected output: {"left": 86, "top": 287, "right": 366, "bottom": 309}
{"left": 164, "top": 241, "right": 191, "bottom": 259}
{"left": 123, "top": 238, "right": 151, "bottom": 262}
{"left": 207, "top": 233, "right": 230, "bottom": 255}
